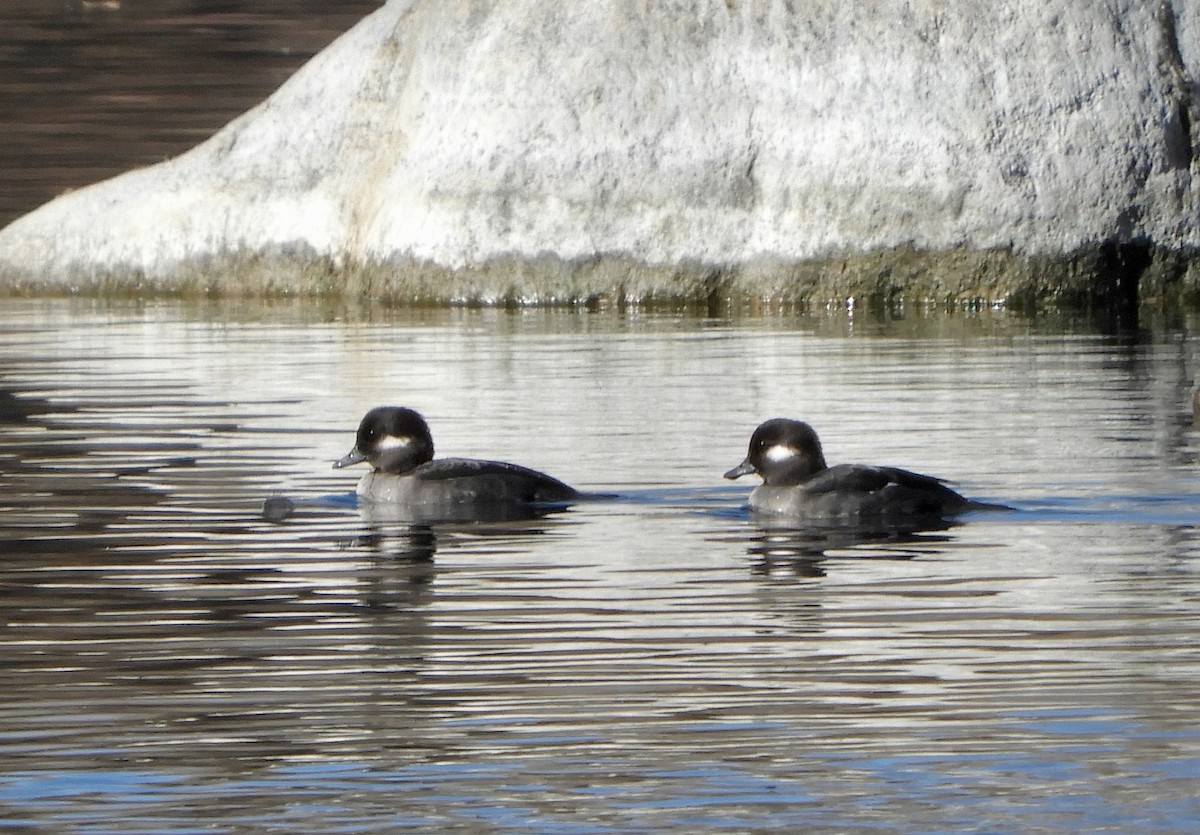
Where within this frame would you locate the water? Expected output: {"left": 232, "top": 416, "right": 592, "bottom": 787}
{"left": 1, "top": 297, "right": 1198, "bottom": 830}
{"left": 0, "top": 1, "right": 382, "bottom": 228}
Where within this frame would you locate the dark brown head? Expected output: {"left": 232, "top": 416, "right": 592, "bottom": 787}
{"left": 334, "top": 406, "right": 435, "bottom": 474}
{"left": 724, "top": 418, "right": 828, "bottom": 486}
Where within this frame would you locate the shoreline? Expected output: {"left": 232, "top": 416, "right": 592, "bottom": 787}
{"left": 2, "top": 242, "right": 1197, "bottom": 312}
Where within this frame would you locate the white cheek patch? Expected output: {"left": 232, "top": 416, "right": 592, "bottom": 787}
{"left": 764, "top": 444, "right": 797, "bottom": 463}
{"left": 376, "top": 434, "right": 413, "bottom": 452}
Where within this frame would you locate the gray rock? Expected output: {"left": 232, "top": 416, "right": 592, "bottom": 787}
{"left": 1, "top": 0, "right": 1197, "bottom": 306}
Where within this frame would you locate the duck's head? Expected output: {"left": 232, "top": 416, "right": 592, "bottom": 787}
{"left": 334, "top": 406, "right": 435, "bottom": 474}
{"left": 724, "top": 418, "right": 828, "bottom": 486}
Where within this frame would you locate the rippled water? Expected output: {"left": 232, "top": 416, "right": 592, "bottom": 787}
{"left": 0, "top": 1, "right": 381, "bottom": 228}
{"left": 2, "top": 297, "right": 1200, "bottom": 831}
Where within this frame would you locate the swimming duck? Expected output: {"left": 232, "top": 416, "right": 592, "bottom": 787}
{"left": 725, "top": 418, "right": 999, "bottom": 520}
{"left": 334, "top": 406, "right": 578, "bottom": 520}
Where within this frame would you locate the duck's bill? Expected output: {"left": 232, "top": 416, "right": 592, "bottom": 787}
{"left": 333, "top": 448, "right": 367, "bottom": 469}
{"left": 723, "top": 459, "right": 756, "bottom": 480}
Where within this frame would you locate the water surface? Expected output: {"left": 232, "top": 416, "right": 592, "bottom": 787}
{"left": 0, "top": 1, "right": 381, "bottom": 227}
{"left": 2, "top": 298, "right": 1200, "bottom": 831}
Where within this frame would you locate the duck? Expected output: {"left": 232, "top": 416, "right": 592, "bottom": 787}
{"left": 334, "top": 406, "right": 579, "bottom": 521}
{"left": 724, "top": 418, "right": 1002, "bottom": 521}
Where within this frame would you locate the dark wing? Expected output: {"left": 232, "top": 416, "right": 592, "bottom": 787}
{"left": 801, "top": 464, "right": 899, "bottom": 495}
{"left": 803, "top": 464, "right": 972, "bottom": 515}
{"left": 414, "top": 458, "right": 579, "bottom": 503}
{"left": 803, "top": 463, "right": 955, "bottom": 492}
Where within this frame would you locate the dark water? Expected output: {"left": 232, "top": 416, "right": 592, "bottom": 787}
{"left": 2, "top": 297, "right": 1200, "bottom": 830}
{"left": 0, "top": 0, "right": 382, "bottom": 228}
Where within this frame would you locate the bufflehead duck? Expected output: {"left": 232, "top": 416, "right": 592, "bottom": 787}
{"left": 724, "top": 418, "right": 1001, "bottom": 520}
{"left": 334, "top": 406, "right": 578, "bottom": 520}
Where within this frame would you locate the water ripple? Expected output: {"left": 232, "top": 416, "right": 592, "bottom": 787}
{"left": 1, "top": 299, "right": 1199, "bottom": 830}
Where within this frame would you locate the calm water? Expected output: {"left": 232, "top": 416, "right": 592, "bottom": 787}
{"left": 0, "top": 1, "right": 382, "bottom": 228}
{"left": 1, "top": 298, "right": 1199, "bottom": 830}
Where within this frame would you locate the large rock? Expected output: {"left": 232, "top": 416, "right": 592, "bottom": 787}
{"left": 1, "top": 0, "right": 1198, "bottom": 307}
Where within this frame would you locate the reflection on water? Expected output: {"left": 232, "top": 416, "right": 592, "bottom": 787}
{"left": 729, "top": 519, "right": 959, "bottom": 579}
{"left": 2, "top": 298, "right": 1200, "bottom": 830}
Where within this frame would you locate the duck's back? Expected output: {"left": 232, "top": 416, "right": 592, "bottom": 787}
{"left": 750, "top": 463, "right": 974, "bottom": 520}
{"left": 413, "top": 458, "right": 579, "bottom": 503}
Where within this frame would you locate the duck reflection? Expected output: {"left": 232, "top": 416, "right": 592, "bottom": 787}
{"left": 741, "top": 514, "right": 957, "bottom": 578}
{"left": 337, "top": 523, "right": 441, "bottom": 610}
{"left": 350, "top": 520, "right": 438, "bottom": 562}
{"left": 350, "top": 500, "right": 575, "bottom": 562}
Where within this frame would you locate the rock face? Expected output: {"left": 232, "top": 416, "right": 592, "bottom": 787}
{"left": 1, "top": 0, "right": 1198, "bottom": 307}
